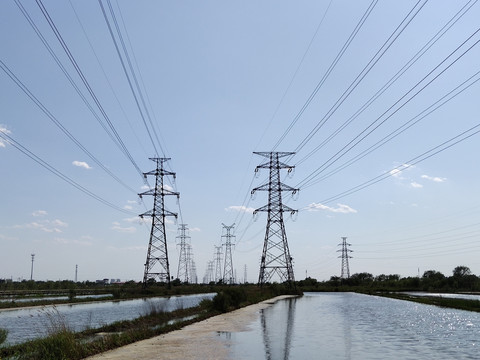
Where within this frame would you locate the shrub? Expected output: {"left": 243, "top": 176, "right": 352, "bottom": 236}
{"left": 211, "top": 288, "right": 247, "bottom": 313}
{"left": 0, "top": 328, "right": 7, "bottom": 345}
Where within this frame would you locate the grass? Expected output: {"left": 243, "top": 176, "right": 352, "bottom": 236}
{"left": 0, "top": 284, "right": 296, "bottom": 360}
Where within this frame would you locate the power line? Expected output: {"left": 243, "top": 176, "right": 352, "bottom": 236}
{"left": 295, "top": 0, "right": 478, "bottom": 168}
{"left": 297, "top": 25, "right": 480, "bottom": 189}
{"left": 292, "top": 0, "right": 428, "bottom": 156}
{"left": 0, "top": 129, "right": 135, "bottom": 215}
{"left": 272, "top": 0, "right": 379, "bottom": 150}
{"left": 34, "top": 0, "right": 145, "bottom": 179}
{"left": 67, "top": 0, "right": 151, "bottom": 160}
{"left": 98, "top": 0, "right": 165, "bottom": 157}
{"left": 0, "top": 59, "right": 137, "bottom": 194}
{"left": 306, "top": 122, "right": 480, "bottom": 205}
{"left": 256, "top": 0, "right": 333, "bottom": 150}
{"left": 302, "top": 67, "right": 480, "bottom": 189}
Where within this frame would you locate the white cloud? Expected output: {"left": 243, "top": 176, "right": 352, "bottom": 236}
{"left": 51, "top": 219, "right": 68, "bottom": 227}
{"left": 0, "top": 125, "right": 11, "bottom": 148}
{"left": 32, "top": 210, "right": 48, "bottom": 217}
{"left": 225, "top": 205, "right": 255, "bottom": 213}
{"left": 306, "top": 203, "right": 357, "bottom": 214}
{"left": 112, "top": 225, "right": 136, "bottom": 233}
{"left": 123, "top": 205, "right": 133, "bottom": 210}
{"left": 123, "top": 216, "right": 141, "bottom": 223}
{"left": 72, "top": 161, "right": 92, "bottom": 170}
{"left": 410, "top": 182, "right": 423, "bottom": 188}
{"left": 190, "top": 227, "right": 201, "bottom": 232}
{"left": 162, "top": 184, "right": 174, "bottom": 192}
{"left": 389, "top": 163, "right": 413, "bottom": 179}
{"left": 20, "top": 219, "right": 67, "bottom": 233}
{"left": 421, "top": 175, "right": 447, "bottom": 183}
{"left": 127, "top": 200, "right": 137, "bottom": 204}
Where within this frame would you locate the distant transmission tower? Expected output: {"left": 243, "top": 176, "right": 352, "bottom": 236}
{"left": 337, "top": 237, "right": 353, "bottom": 279}
{"left": 203, "top": 261, "right": 214, "bottom": 284}
{"left": 252, "top": 152, "right": 298, "bottom": 286}
{"left": 176, "top": 224, "right": 191, "bottom": 283}
{"left": 189, "top": 254, "right": 198, "bottom": 284}
{"left": 139, "top": 158, "right": 179, "bottom": 287}
{"left": 214, "top": 246, "right": 223, "bottom": 283}
{"left": 222, "top": 223, "right": 235, "bottom": 284}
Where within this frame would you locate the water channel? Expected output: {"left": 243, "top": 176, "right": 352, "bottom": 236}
{"left": 0, "top": 293, "right": 214, "bottom": 345}
{"left": 221, "top": 292, "right": 480, "bottom": 359}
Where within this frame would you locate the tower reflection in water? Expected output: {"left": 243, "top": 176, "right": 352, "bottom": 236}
{"left": 261, "top": 297, "right": 296, "bottom": 360}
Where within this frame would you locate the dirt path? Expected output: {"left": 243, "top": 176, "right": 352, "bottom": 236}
{"left": 84, "top": 295, "right": 294, "bottom": 360}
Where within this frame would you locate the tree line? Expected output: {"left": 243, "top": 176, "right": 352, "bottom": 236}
{"left": 297, "top": 265, "right": 480, "bottom": 292}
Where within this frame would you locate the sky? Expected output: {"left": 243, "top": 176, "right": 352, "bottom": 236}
{"left": 1, "top": 0, "right": 480, "bottom": 283}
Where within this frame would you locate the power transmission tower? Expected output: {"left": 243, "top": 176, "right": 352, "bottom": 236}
{"left": 139, "top": 158, "right": 179, "bottom": 287}
{"left": 337, "top": 237, "right": 353, "bottom": 279}
{"left": 189, "top": 254, "right": 198, "bottom": 284}
{"left": 214, "top": 246, "right": 223, "bottom": 283}
{"left": 222, "top": 223, "right": 235, "bottom": 284}
{"left": 203, "top": 261, "right": 214, "bottom": 284}
{"left": 252, "top": 152, "right": 298, "bottom": 286}
{"left": 176, "top": 224, "right": 191, "bottom": 283}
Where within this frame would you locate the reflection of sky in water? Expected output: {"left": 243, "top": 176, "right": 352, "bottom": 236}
{"left": 0, "top": 294, "right": 112, "bottom": 303}
{"left": 222, "top": 293, "right": 480, "bottom": 360}
{"left": 0, "top": 293, "right": 214, "bottom": 345}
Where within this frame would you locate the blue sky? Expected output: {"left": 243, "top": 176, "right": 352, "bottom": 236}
{"left": 1, "top": 0, "right": 480, "bottom": 283}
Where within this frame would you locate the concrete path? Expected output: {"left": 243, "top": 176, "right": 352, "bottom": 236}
{"left": 84, "top": 295, "right": 294, "bottom": 360}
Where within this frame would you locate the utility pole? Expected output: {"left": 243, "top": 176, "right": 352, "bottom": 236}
{"left": 176, "top": 224, "right": 191, "bottom": 283}
{"left": 30, "top": 253, "right": 35, "bottom": 281}
{"left": 221, "top": 223, "right": 235, "bottom": 284}
{"left": 252, "top": 152, "right": 298, "bottom": 286}
{"left": 214, "top": 246, "right": 223, "bottom": 283}
{"left": 337, "top": 237, "right": 353, "bottom": 279}
{"left": 139, "top": 158, "right": 179, "bottom": 287}
{"left": 75, "top": 264, "right": 78, "bottom": 282}
{"left": 244, "top": 264, "right": 247, "bottom": 284}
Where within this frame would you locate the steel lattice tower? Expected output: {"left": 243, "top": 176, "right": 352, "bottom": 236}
{"left": 214, "top": 245, "right": 223, "bottom": 283}
{"left": 139, "top": 158, "right": 179, "bottom": 287}
{"left": 337, "top": 237, "right": 353, "bottom": 279}
{"left": 222, "top": 223, "right": 235, "bottom": 284}
{"left": 189, "top": 254, "right": 198, "bottom": 284}
{"left": 176, "top": 224, "right": 191, "bottom": 283}
{"left": 203, "top": 261, "right": 214, "bottom": 284}
{"left": 252, "top": 152, "right": 298, "bottom": 286}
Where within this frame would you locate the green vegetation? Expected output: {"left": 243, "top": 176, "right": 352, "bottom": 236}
{"left": 296, "top": 265, "right": 480, "bottom": 293}
{"left": 0, "top": 280, "right": 215, "bottom": 309}
{"left": 0, "top": 283, "right": 299, "bottom": 360}
{"left": 0, "top": 329, "right": 7, "bottom": 346}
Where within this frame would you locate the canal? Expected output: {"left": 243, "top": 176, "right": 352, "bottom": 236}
{"left": 0, "top": 293, "right": 214, "bottom": 345}
{"left": 221, "top": 292, "right": 480, "bottom": 359}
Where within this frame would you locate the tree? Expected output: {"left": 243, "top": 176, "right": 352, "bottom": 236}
{"left": 422, "top": 270, "right": 445, "bottom": 281}
{"left": 452, "top": 266, "right": 471, "bottom": 278}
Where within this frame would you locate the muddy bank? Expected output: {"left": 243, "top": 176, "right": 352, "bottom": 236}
{"left": 84, "top": 295, "right": 295, "bottom": 360}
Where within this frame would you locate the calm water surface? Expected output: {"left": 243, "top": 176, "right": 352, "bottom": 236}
{"left": 0, "top": 293, "right": 214, "bottom": 345}
{"left": 222, "top": 292, "right": 480, "bottom": 360}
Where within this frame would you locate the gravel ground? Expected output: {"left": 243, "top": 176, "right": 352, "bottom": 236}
{"left": 84, "top": 295, "right": 294, "bottom": 360}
